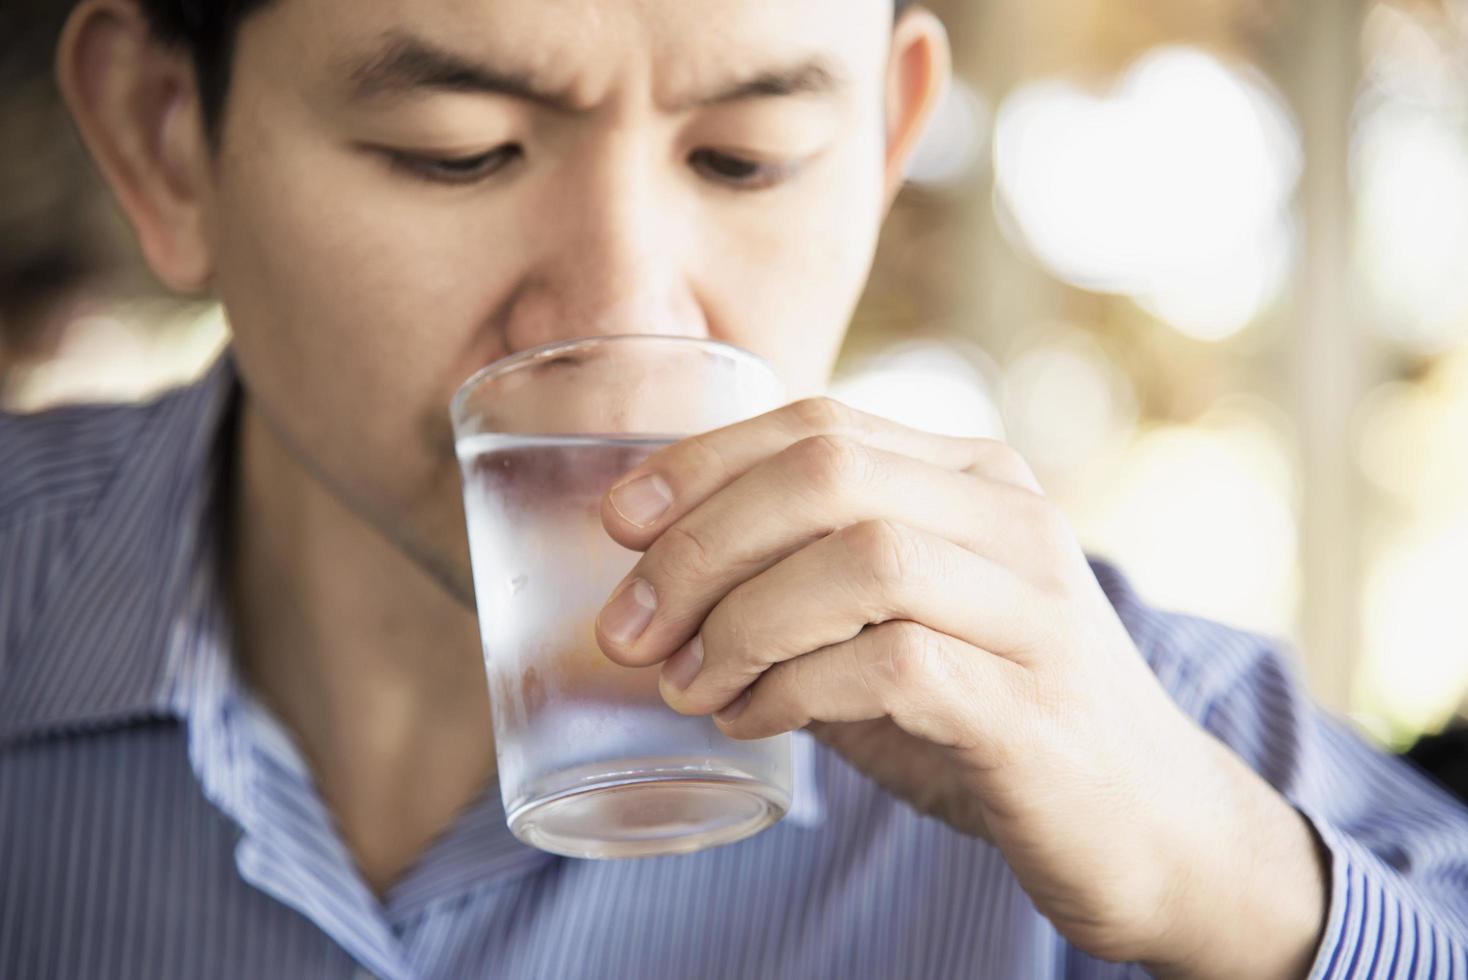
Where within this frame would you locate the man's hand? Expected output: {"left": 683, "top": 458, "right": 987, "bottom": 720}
{"left": 594, "top": 397, "right": 1327, "bottom": 978}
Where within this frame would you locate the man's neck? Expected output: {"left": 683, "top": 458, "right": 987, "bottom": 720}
{"left": 228, "top": 398, "right": 494, "bottom": 897}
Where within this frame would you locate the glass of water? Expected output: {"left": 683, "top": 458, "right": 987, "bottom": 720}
{"left": 451, "top": 335, "right": 792, "bottom": 859}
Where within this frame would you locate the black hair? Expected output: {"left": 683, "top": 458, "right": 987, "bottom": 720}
{"left": 137, "top": 0, "right": 918, "bottom": 142}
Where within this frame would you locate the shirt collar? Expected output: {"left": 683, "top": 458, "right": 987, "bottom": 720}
{"left": 0, "top": 353, "right": 238, "bottom": 744}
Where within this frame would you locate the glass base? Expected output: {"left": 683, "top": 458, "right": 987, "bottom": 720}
{"left": 506, "top": 761, "right": 789, "bottom": 859}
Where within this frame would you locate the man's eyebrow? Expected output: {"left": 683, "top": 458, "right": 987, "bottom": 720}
{"left": 342, "top": 33, "right": 575, "bottom": 110}
{"left": 677, "top": 60, "right": 848, "bottom": 111}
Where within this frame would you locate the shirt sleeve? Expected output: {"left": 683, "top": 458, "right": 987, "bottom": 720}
{"left": 1196, "top": 634, "right": 1468, "bottom": 978}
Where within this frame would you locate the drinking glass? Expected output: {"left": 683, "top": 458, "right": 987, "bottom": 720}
{"left": 451, "top": 335, "right": 792, "bottom": 859}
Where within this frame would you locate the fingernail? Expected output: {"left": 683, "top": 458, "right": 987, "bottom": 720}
{"left": 662, "top": 635, "right": 704, "bottom": 692}
{"left": 717, "top": 689, "right": 753, "bottom": 723}
{"left": 610, "top": 474, "right": 674, "bottom": 528}
{"left": 599, "top": 578, "right": 657, "bottom": 645}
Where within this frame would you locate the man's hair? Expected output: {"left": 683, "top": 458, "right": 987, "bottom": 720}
{"left": 136, "top": 0, "right": 918, "bottom": 141}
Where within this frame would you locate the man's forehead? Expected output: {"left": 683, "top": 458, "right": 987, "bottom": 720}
{"left": 289, "top": 0, "right": 891, "bottom": 108}
{"left": 337, "top": 31, "right": 851, "bottom": 113}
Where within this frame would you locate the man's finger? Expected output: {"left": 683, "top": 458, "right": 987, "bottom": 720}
{"left": 711, "top": 619, "right": 1025, "bottom": 750}
{"left": 653, "top": 520, "right": 1049, "bottom": 716}
{"left": 601, "top": 397, "right": 1042, "bottom": 550}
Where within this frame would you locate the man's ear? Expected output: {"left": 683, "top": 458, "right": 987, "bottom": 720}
{"left": 56, "top": 0, "right": 215, "bottom": 294}
{"left": 882, "top": 8, "right": 954, "bottom": 210}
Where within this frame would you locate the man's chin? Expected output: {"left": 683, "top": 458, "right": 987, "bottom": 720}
{"left": 349, "top": 484, "right": 480, "bottom": 612}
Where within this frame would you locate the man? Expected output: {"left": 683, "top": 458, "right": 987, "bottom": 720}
{"left": 2, "top": 0, "right": 1465, "bottom": 977}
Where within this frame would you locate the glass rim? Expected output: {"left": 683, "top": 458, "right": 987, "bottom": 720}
{"left": 449, "top": 334, "right": 778, "bottom": 424}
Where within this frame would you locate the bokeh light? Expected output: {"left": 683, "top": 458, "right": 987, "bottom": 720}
{"left": 1354, "top": 346, "right": 1468, "bottom": 740}
{"left": 1069, "top": 403, "right": 1300, "bottom": 637}
{"left": 1355, "top": 374, "right": 1468, "bottom": 512}
{"left": 3, "top": 303, "right": 226, "bottom": 411}
{"left": 829, "top": 341, "right": 1006, "bottom": 440}
{"left": 1136, "top": 216, "right": 1297, "bottom": 343}
{"left": 1352, "top": 4, "right": 1468, "bottom": 354}
{"left": 993, "top": 46, "right": 1301, "bottom": 340}
{"left": 998, "top": 324, "right": 1137, "bottom": 477}
{"left": 1361, "top": 517, "right": 1468, "bottom": 742}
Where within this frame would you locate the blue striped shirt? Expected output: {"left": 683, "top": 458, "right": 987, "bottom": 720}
{"left": 3, "top": 354, "right": 1468, "bottom": 979}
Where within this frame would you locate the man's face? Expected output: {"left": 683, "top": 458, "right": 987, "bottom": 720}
{"left": 205, "top": 0, "right": 898, "bottom": 597}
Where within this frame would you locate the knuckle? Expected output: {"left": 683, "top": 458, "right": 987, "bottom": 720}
{"left": 787, "top": 396, "right": 856, "bottom": 436}
{"left": 844, "top": 518, "right": 918, "bottom": 590}
{"left": 1011, "top": 497, "right": 1079, "bottom": 593}
{"left": 790, "top": 434, "right": 869, "bottom": 495}
{"left": 681, "top": 432, "right": 732, "bottom": 477}
{"left": 703, "top": 587, "right": 765, "bottom": 670}
{"left": 877, "top": 621, "right": 945, "bottom": 689}
{"left": 658, "top": 522, "right": 720, "bottom": 582}
{"left": 984, "top": 438, "right": 1027, "bottom": 472}
{"left": 753, "top": 659, "right": 800, "bottom": 721}
{"left": 1023, "top": 495, "right": 1075, "bottom": 553}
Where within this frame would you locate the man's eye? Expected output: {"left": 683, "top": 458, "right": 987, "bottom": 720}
{"left": 689, "top": 149, "right": 794, "bottom": 191}
{"left": 386, "top": 144, "right": 523, "bottom": 185}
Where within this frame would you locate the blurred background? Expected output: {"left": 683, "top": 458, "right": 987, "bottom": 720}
{"left": 3, "top": 0, "right": 1466, "bottom": 750}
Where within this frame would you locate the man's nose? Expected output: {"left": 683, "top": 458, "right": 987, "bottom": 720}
{"left": 501, "top": 152, "right": 709, "bottom": 354}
